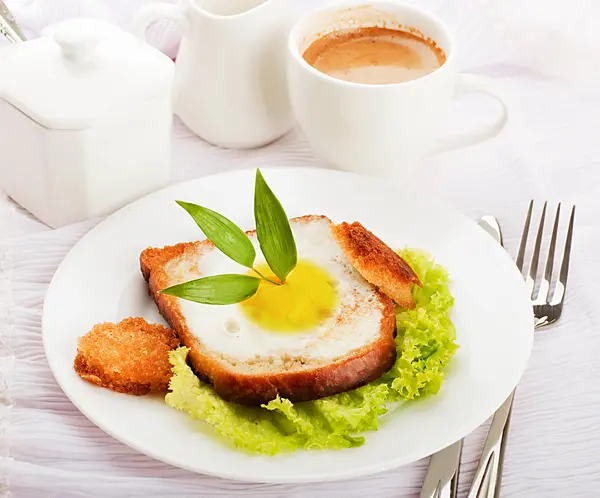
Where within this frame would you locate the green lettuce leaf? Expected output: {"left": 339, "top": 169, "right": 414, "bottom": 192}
{"left": 385, "top": 248, "right": 458, "bottom": 400}
{"left": 165, "top": 248, "right": 458, "bottom": 454}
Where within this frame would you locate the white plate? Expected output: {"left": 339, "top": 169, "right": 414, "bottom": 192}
{"left": 43, "top": 167, "right": 534, "bottom": 483}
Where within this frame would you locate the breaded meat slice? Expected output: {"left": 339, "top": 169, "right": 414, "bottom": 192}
{"left": 332, "top": 221, "right": 422, "bottom": 309}
{"left": 74, "top": 317, "right": 179, "bottom": 395}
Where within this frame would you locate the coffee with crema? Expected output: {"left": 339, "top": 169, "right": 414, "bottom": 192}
{"left": 303, "top": 27, "right": 446, "bottom": 85}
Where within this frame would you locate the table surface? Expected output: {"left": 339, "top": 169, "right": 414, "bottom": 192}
{"left": 2, "top": 0, "right": 600, "bottom": 497}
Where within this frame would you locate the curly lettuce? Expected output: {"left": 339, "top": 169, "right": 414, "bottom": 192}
{"left": 165, "top": 248, "right": 457, "bottom": 454}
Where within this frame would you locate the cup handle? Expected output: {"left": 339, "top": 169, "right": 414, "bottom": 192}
{"left": 132, "top": 2, "right": 189, "bottom": 41}
{"left": 432, "top": 73, "right": 511, "bottom": 155}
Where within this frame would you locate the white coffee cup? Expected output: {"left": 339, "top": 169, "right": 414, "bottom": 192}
{"left": 288, "top": 1, "right": 511, "bottom": 179}
{"left": 134, "top": 0, "right": 295, "bottom": 149}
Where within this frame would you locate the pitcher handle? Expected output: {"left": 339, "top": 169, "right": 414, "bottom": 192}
{"left": 132, "top": 3, "right": 189, "bottom": 40}
{"left": 432, "top": 74, "right": 512, "bottom": 155}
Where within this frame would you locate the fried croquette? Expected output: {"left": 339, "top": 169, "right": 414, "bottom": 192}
{"left": 332, "top": 221, "right": 422, "bottom": 309}
{"left": 74, "top": 317, "right": 179, "bottom": 395}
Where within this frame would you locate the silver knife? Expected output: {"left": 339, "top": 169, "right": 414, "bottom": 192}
{"left": 419, "top": 216, "right": 504, "bottom": 498}
{"left": 419, "top": 440, "right": 462, "bottom": 498}
{"left": 480, "top": 215, "right": 504, "bottom": 246}
{"left": 0, "top": 0, "right": 25, "bottom": 43}
{"left": 466, "top": 392, "right": 514, "bottom": 498}
{"left": 465, "top": 215, "right": 513, "bottom": 498}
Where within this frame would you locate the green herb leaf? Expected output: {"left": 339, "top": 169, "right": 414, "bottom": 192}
{"left": 254, "top": 169, "right": 297, "bottom": 283}
{"left": 176, "top": 201, "right": 256, "bottom": 268}
{"left": 160, "top": 274, "right": 260, "bottom": 305}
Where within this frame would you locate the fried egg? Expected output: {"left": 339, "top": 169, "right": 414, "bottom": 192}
{"left": 166, "top": 216, "right": 388, "bottom": 363}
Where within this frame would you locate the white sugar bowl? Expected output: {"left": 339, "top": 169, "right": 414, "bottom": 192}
{"left": 0, "top": 18, "right": 175, "bottom": 228}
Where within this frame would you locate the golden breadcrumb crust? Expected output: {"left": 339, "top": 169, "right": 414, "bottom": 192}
{"left": 74, "top": 317, "right": 179, "bottom": 395}
{"left": 332, "top": 221, "right": 422, "bottom": 309}
{"left": 139, "top": 215, "right": 397, "bottom": 406}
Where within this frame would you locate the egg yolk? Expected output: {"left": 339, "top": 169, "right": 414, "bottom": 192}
{"left": 239, "top": 260, "right": 338, "bottom": 332}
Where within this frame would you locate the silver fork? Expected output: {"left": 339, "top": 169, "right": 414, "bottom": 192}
{"left": 467, "top": 200, "right": 576, "bottom": 498}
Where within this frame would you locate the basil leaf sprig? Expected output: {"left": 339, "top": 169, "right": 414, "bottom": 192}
{"left": 174, "top": 199, "right": 280, "bottom": 286}
{"left": 160, "top": 274, "right": 260, "bottom": 305}
{"left": 176, "top": 201, "right": 256, "bottom": 268}
{"left": 160, "top": 169, "right": 297, "bottom": 305}
{"left": 254, "top": 169, "right": 297, "bottom": 283}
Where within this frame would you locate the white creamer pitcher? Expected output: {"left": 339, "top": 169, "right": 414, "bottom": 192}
{"left": 134, "top": 0, "right": 295, "bottom": 149}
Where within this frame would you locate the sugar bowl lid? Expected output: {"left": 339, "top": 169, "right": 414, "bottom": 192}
{"left": 0, "top": 18, "right": 174, "bottom": 130}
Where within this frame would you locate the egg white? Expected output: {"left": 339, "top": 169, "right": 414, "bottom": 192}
{"left": 166, "top": 217, "right": 386, "bottom": 363}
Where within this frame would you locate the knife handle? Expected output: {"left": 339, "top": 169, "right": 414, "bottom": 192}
{"left": 420, "top": 440, "right": 462, "bottom": 498}
{"left": 438, "top": 471, "right": 459, "bottom": 498}
{"left": 0, "top": 16, "right": 22, "bottom": 43}
{"left": 0, "top": 0, "right": 25, "bottom": 42}
{"left": 467, "top": 391, "right": 515, "bottom": 498}
{"left": 493, "top": 398, "right": 513, "bottom": 498}
{"left": 421, "top": 472, "right": 459, "bottom": 498}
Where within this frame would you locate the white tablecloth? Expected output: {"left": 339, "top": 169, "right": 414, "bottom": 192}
{"left": 2, "top": 1, "right": 600, "bottom": 497}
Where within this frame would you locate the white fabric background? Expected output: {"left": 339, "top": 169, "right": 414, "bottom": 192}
{"left": 1, "top": 0, "right": 600, "bottom": 497}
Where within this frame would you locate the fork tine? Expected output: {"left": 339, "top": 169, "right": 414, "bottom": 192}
{"left": 526, "top": 202, "right": 547, "bottom": 297}
{"left": 516, "top": 200, "right": 533, "bottom": 272}
{"left": 537, "top": 203, "right": 561, "bottom": 303}
{"left": 552, "top": 205, "right": 575, "bottom": 305}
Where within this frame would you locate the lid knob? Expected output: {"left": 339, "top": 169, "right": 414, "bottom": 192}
{"left": 53, "top": 21, "right": 104, "bottom": 63}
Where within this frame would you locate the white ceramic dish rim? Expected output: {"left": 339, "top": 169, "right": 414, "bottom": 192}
{"left": 42, "top": 166, "right": 535, "bottom": 483}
